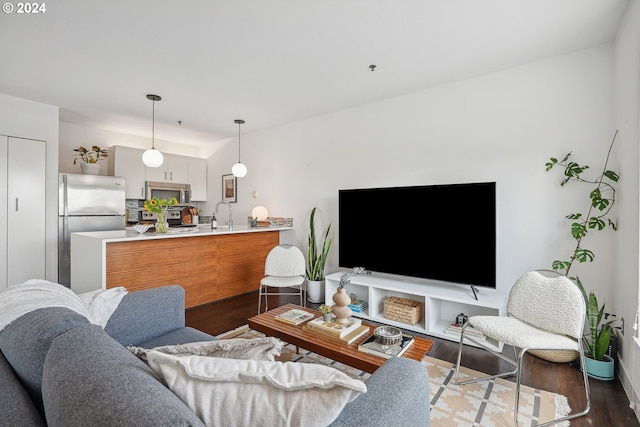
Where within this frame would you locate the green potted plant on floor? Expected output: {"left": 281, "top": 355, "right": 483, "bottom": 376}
{"left": 544, "top": 130, "right": 619, "bottom": 372}
{"left": 306, "top": 207, "right": 333, "bottom": 304}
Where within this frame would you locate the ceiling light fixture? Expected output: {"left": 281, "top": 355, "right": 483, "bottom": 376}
{"left": 142, "top": 94, "right": 164, "bottom": 168}
{"left": 231, "top": 119, "right": 247, "bottom": 178}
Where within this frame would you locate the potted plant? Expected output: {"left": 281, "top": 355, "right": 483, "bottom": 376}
{"left": 574, "top": 278, "right": 616, "bottom": 380}
{"left": 318, "top": 304, "right": 333, "bottom": 321}
{"left": 544, "top": 130, "right": 619, "bottom": 370}
{"left": 73, "top": 145, "right": 109, "bottom": 174}
{"left": 305, "top": 207, "right": 332, "bottom": 303}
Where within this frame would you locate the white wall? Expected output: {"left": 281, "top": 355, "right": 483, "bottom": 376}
{"left": 0, "top": 93, "right": 59, "bottom": 282}
{"left": 613, "top": 0, "right": 640, "bottom": 416}
{"left": 205, "top": 45, "right": 617, "bottom": 298}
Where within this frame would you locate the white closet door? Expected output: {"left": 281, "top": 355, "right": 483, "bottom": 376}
{"left": 6, "top": 137, "right": 46, "bottom": 287}
{"left": 0, "top": 136, "right": 7, "bottom": 290}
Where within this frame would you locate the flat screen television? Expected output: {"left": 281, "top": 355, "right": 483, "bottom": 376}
{"left": 338, "top": 182, "right": 496, "bottom": 288}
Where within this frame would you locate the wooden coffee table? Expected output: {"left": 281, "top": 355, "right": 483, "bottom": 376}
{"left": 247, "top": 303, "right": 433, "bottom": 373}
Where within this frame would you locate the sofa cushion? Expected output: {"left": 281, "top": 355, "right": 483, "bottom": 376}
{"left": 146, "top": 351, "right": 367, "bottom": 427}
{"left": 0, "top": 350, "right": 45, "bottom": 426}
{"left": 130, "top": 337, "right": 282, "bottom": 362}
{"left": 0, "top": 307, "right": 90, "bottom": 414}
{"left": 42, "top": 323, "right": 205, "bottom": 427}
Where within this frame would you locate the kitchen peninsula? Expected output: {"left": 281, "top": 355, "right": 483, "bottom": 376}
{"left": 70, "top": 225, "right": 293, "bottom": 308}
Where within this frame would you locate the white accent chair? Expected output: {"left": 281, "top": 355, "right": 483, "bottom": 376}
{"left": 454, "top": 270, "right": 591, "bottom": 427}
{"left": 258, "top": 245, "right": 306, "bottom": 314}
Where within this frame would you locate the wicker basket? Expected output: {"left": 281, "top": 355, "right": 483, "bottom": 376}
{"left": 383, "top": 297, "right": 423, "bottom": 325}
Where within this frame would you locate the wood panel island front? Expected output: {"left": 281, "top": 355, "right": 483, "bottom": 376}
{"left": 70, "top": 225, "right": 292, "bottom": 308}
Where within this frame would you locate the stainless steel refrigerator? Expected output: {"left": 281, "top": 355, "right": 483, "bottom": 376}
{"left": 58, "top": 173, "right": 126, "bottom": 286}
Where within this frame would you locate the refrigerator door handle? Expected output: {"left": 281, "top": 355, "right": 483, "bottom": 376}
{"left": 62, "top": 174, "right": 69, "bottom": 216}
{"left": 15, "top": 198, "right": 18, "bottom": 211}
{"left": 63, "top": 216, "right": 69, "bottom": 258}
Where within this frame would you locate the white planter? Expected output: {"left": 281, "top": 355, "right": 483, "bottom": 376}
{"left": 80, "top": 163, "right": 100, "bottom": 175}
{"left": 307, "top": 279, "right": 325, "bottom": 303}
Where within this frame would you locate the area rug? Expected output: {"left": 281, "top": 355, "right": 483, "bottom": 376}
{"left": 218, "top": 326, "right": 570, "bottom": 427}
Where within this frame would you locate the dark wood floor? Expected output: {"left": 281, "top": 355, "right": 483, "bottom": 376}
{"left": 186, "top": 291, "right": 639, "bottom": 427}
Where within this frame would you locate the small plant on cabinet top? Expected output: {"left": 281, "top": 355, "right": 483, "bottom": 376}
{"left": 73, "top": 145, "right": 109, "bottom": 164}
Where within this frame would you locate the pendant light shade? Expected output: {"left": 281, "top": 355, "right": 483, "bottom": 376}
{"left": 143, "top": 94, "right": 164, "bottom": 168}
{"left": 232, "top": 119, "right": 247, "bottom": 178}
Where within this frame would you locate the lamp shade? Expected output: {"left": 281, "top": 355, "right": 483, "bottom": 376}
{"left": 142, "top": 148, "right": 164, "bottom": 168}
{"left": 232, "top": 162, "right": 247, "bottom": 178}
{"left": 251, "top": 205, "right": 268, "bottom": 220}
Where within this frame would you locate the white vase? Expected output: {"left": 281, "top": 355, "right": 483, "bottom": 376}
{"left": 80, "top": 162, "right": 100, "bottom": 175}
{"left": 307, "top": 279, "right": 325, "bottom": 303}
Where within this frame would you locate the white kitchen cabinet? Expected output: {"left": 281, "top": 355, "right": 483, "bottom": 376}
{"left": 0, "top": 135, "right": 46, "bottom": 290}
{"left": 146, "top": 154, "right": 189, "bottom": 184}
{"left": 188, "top": 158, "right": 207, "bottom": 201}
{"left": 108, "top": 145, "right": 146, "bottom": 199}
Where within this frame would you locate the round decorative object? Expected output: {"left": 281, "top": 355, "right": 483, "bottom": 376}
{"left": 373, "top": 326, "right": 403, "bottom": 347}
{"left": 80, "top": 162, "right": 100, "bottom": 175}
{"left": 142, "top": 148, "right": 164, "bottom": 168}
{"left": 331, "top": 288, "right": 353, "bottom": 324}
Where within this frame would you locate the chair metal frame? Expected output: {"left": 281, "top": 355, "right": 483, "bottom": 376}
{"left": 453, "top": 271, "right": 591, "bottom": 427}
{"left": 258, "top": 245, "right": 306, "bottom": 314}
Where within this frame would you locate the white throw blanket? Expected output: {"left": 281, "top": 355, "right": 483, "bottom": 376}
{"left": 0, "top": 279, "right": 127, "bottom": 332}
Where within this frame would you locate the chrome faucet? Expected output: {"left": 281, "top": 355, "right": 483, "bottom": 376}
{"left": 214, "top": 201, "right": 233, "bottom": 230}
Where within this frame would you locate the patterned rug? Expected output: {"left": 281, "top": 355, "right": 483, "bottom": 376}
{"left": 218, "top": 326, "right": 570, "bottom": 427}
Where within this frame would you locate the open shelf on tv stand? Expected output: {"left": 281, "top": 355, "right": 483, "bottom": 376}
{"left": 324, "top": 272, "right": 507, "bottom": 352}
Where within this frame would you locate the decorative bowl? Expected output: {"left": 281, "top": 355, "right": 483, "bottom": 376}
{"left": 373, "top": 326, "right": 402, "bottom": 346}
{"left": 133, "top": 224, "right": 151, "bottom": 234}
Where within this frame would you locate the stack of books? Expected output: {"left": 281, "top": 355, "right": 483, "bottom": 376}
{"left": 348, "top": 299, "right": 368, "bottom": 313}
{"left": 303, "top": 317, "right": 369, "bottom": 345}
{"left": 358, "top": 332, "right": 415, "bottom": 358}
{"left": 444, "top": 322, "right": 486, "bottom": 341}
{"left": 274, "top": 308, "right": 315, "bottom": 325}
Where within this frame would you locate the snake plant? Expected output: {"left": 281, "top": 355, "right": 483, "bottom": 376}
{"left": 306, "top": 207, "right": 332, "bottom": 281}
{"left": 575, "top": 277, "right": 615, "bottom": 361}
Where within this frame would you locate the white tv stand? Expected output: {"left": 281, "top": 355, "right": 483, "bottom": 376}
{"left": 325, "top": 272, "right": 507, "bottom": 351}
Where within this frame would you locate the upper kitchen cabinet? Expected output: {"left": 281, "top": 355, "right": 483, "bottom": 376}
{"left": 145, "top": 154, "right": 188, "bottom": 184}
{"left": 188, "top": 158, "right": 207, "bottom": 201}
{"left": 108, "top": 145, "right": 146, "bottom": 199}
{"left": 0, "top": 135, "right": 46, "bottom": 290}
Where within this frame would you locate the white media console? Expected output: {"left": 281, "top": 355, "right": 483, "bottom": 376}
{"left": 325, "top": 271, "right": 507, "bottom": 351}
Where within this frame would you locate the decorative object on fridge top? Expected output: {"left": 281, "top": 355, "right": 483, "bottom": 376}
{"left": 73, "top": 145, "right": 109, "bottom": 164}
{"left": 144, "top": 197, "right": 178, "bottom": 233}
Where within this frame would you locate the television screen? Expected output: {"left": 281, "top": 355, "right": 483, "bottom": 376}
{"left": 338, "top": 182, "right": 496, "bottom": 288}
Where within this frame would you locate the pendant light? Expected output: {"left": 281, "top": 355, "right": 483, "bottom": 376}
{"left": 142, "top": 94, "right": 164, "bottom": 168}
{"left": 231, "top": 119, "right": 247, "bottom": 177}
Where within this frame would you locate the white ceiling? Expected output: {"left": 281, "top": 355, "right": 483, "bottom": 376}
{"left": 0, "top": 0, "right": 629, "bottom": 149}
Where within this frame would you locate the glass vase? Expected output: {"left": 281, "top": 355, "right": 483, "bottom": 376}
{"left": 156, "top": 209, "right": 169, "bottom": 233}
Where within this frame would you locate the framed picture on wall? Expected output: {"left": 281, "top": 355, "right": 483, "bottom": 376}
{"left": 222, "top": 174, "right": 237, "bottom": 203}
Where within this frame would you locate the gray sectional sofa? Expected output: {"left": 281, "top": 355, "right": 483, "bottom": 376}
{"left": 0, "top": 285, "right": 431, "bottom": 426}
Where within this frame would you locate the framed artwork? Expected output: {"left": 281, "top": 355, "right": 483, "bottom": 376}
{"left": 222, "top": 174, "right": 237, "bottom": 203}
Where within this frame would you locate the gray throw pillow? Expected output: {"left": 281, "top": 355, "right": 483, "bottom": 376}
{"left": 0, "top": 307, "right": 89, "bottom": 414}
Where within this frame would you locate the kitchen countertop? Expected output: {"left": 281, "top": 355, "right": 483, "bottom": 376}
{"left": 73, "top": 224, "right": 293, "bottom": 242}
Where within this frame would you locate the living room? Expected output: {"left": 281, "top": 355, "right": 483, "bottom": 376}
{"left": 1, "top": 1, "right": 639, "bottom": 424}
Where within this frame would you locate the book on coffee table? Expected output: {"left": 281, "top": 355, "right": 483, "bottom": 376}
{"left": 357, "top": 333, "right": 415, "bottom": 359}
{"left": 274, "top": 309, "right": 315, "bottom": 325}
{"left": 305, "top": 316, "right": 362, "bottom": 338}
{"left": 303, "top": 324, "right": 369, "bottom": 345}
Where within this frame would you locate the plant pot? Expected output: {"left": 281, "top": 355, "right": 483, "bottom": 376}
{"left": 80, "top": 162, "right": 100, "bottom": 175}
{"left": 584, "top": 354, "right": 614, "bottom": 381}
{"left": 307, "top": 279, "right": 325, "bottom": 303}
{"left": 322, "top": 313, "right": 332, "bottom": 322}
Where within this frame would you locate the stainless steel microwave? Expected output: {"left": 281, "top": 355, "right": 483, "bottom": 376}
{"left": 145, "top": 181, "right": 191, "bottom": 204}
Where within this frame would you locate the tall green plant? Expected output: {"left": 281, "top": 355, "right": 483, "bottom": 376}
{"left": 574, "top": 277, "right": 615, "bottom": 361}
{"left": 545, "top": 130, "right": 619, "bottom": 277}
{"left": 306, "top": 207, "right": 332, "bottom": 281}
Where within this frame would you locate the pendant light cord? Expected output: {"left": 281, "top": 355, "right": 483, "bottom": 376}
{"left": 237, "top": 120, "right": 241, "bottom": 162}
{"left": 152, "top": 99, "right": 156, "bottom": 149}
